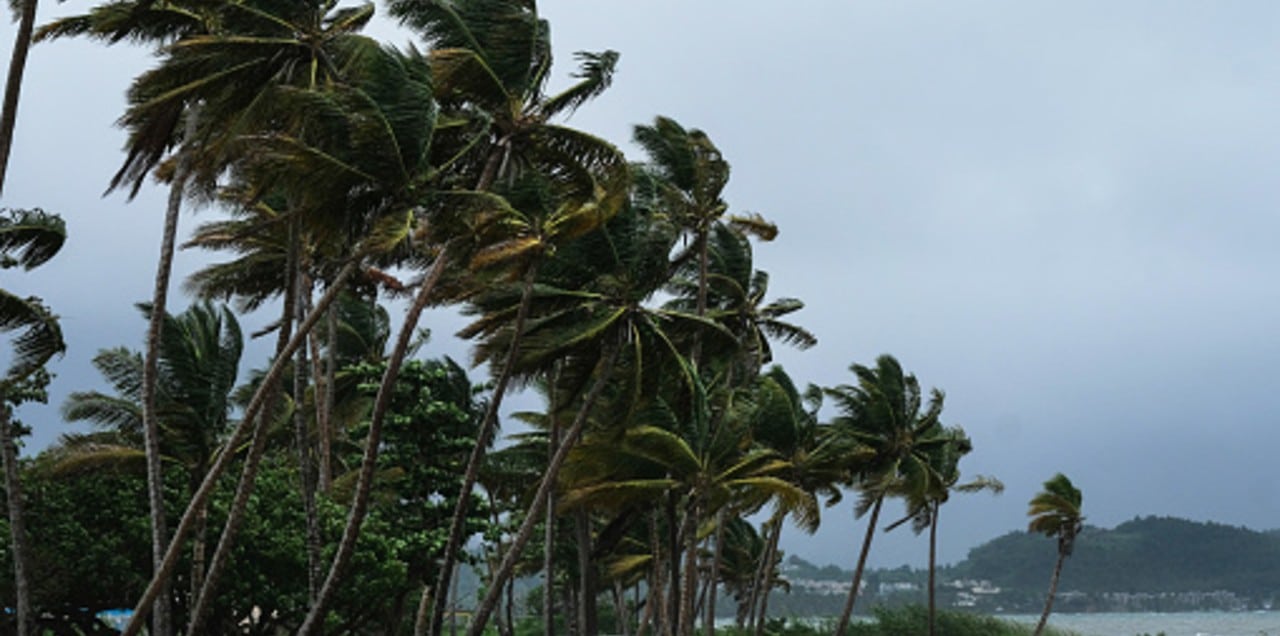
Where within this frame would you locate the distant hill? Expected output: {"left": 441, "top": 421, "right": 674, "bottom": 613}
{"left": 769, "top": 516, "right": 1280, "bottom": 616}
{"left": 949, "top": 515, "right": 1280, "bottom": 600}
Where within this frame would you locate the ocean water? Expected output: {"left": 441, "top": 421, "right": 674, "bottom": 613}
{"left": 1004, "top": 611, "right": 1280, "bottom": 636}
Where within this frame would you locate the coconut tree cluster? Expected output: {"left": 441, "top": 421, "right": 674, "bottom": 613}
{"left": 0, "top": 1, "right": 1084, "bottom": 635}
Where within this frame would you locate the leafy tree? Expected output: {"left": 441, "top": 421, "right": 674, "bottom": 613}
{"left": 1028, "top": 473, "right": 1083, "bottom": 636}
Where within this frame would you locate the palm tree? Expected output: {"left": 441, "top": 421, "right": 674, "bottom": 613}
{"left": 463, "top": 198, "right": 736, "bottom": 636}
{"left": 39, "top": 3, "right": 369, "bottom": 629}
{"left": 61, "top": 302, "right": 242, "bottom": 610}
{"left": 826, "top": 354, "right": 952, "bottom": 636}
{"left": 744, "top": 367, "right": 846, "bottom": 636}
{"left": 1028, "top": 473, "right": 1083, "bottom": 636}
{"left": 377, "top": 5, "right": 631, "bottom": 627}
{"left": 885, "top": 428, "right": 1002, "bottom": 636}
{"left": 0, "top": 208, "right": 67, "bottom": 636}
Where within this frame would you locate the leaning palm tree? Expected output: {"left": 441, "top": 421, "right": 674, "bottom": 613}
{"left": 0, "top": 208, "right": 67, "bottom": 636}
{"left": 382, "top": 4, "right": 631, "bottom": 628}
{"left": 826, "top": 354, "right": 952, "bottom": 636}
{"left": 1028, "top": 473, "right": 1084, "bottom": 636}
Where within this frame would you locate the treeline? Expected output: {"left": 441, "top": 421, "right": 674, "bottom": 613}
{"left": 0, "top": 1, "right": 1048, "bottom": 636}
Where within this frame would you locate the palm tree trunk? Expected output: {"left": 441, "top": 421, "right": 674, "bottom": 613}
{"left": 1033, "top": 552, "right": 1066, "bottom": 636}
{"left": 666, "top": 493, "right": 680, "bottom": 636}
{"left": 613, "top": 579, "right": 631, "bottom": 636}
{"left": 186, "top": 228, "right": 301, "bottom": 635}
{"left": 543, "top": 410, "right": 560, "bottom": 636}
{"left": 834, "top": 496, "right": 884, "bottom": 636}
{"left": 704, "top": 509, "right": 725, "bottom": 636}
{"left": 315, "top": 302, "right": 337, "bottom": 493}
{"left": 188, "top": 471, "right": 207, "bottom": 609}
{"left": 465, "top": 342, "right": 620, "bottom": 636}
{"left": 638, "top": 512, "right": 660, "bottom": 636}
{"left": 679, "top": 498, "right": 700, "bottom": 636}
{"left": 0, "top": 405, "right": 31, "bottom": 636}
{"left": 575, "top": 508, "right": 597, "bottom": 635}
{"left": 138, "top": 105, "right": 199, "bottom": 636}
{"left": 929, "top": 504, "right": 939, "bottom": 636}
{"left": 296, "top": 245, "right": 454, "bottom": 636}
{"left": 430, "top": 263, "right": 540, "bottom": 636}
{"left": 413, "top": 585, "right": 432, "bottom": 636}
{"left": 120, "top": 259, "right": 360, "bottom": 636}
{"left": 0, "top": 0, "right": 37, "bottom": 195}
{"left": 294, "top": 273, "right": 322, "bottom": 604}
{"left": 751, "top": 517, "right": 782, "bottom": 636}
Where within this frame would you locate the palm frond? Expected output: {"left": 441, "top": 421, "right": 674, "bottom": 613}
{"left": 0, "top": 208, "right": 67, "bottom": 270}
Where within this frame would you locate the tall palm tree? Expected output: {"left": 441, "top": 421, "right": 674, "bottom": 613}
{"left": 0, "top": 208, "right": 67, "bottom": 636}
{"left": 826, "top": 354, "right": 952, "bottom": 636}
{"left": 1028, "top": 473, "right": 1083, "bottom": 636}
{"left": 40, "top": 3, "right": 363, "bottom": 629}
{"left": 885, "top": 428, "right": 1002, "bottom": 636}
{"left": 378, "top": 4, "right": 631, "bottom": 627}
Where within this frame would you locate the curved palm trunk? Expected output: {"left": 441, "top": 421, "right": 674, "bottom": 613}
{"left": 1033, "top": 551, "right": 1067, "bottom": 636}
{"left": 297, "top": 247, "right": 453, "bottom": 636}
{"left": 120, "top": 259, "right": 360, "bottom": 636}
{"left": 834, "top": 496, "right": 884, "bottom": 636}
{"left": 466, "top": 342, "right": 620, "bottom": 636}
{"left": 429, "top": 263, "right": 540, "bottom": 636}
{"left": 186, "top": 232, "right": 300, "bottom": 635}
{"left": 0, "top": 0, "right": 37, "bottom": 194}
{"left": 1, "top": 406, "right": 31, "bottom": 636}
{"left": 138, "top": 107, "right": 198, "bottom": 636}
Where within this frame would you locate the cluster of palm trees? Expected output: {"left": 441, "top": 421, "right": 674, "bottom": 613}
{"left": 0, "top": 1, "right": 1090, "bottom": 636}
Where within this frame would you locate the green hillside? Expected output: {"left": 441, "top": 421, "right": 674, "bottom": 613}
{"left": 766, "top": 516, "right": 1280, "bottom": 616}
{"left": 949, "top": 515, "right": 1280, "bottom": 598}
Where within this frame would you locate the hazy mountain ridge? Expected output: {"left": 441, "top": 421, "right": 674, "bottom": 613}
{"left": 774, "top": 515, "right": 1280, "bottom": 616}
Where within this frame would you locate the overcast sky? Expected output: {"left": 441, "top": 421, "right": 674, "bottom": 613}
{"left": 4, "top": 1, "right": 1280, "bottom": 571}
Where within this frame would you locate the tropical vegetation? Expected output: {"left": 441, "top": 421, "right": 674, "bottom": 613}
{"left": 0, "top": 1, "right": 1089, "bottom": 634}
